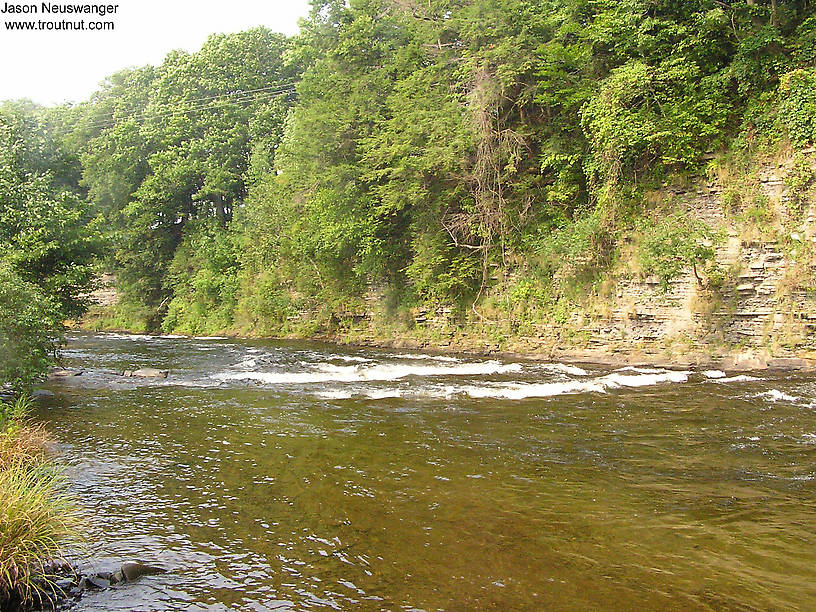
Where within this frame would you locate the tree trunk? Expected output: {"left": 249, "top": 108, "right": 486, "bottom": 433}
{"left": 216, "top": 195, "right": 226, "bottom": 226}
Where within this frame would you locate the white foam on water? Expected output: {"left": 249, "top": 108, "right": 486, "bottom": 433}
{"left": 334, "top": 355, "right": 372, "bottom": 363}
{"left": 392, "top": 353, "right": 461, "bottom": 362}
{"left": 703, "top": 370, "right": 727, "bottom": 379}
{"left": 601, "top": 370, "right": 690, "bottom": 388}
{"left": 801, "top": 433, "right": 816, "bottom": 444}
{"left": 194, "top": 336, "right": 228, "bottom": 340}
{"left": 213, "top": 359, "right": 694, "bottom": 399}
{"left": 712, "top": 375, "right": 761, "bottom": 383}
{"left": 459, "top": 380, "right": 607, "bottom": 400}
{"left": 232, "top": 358, "right": 257, "bottom": 370}
{"left": 298, "top": 358, "right": 371, "bottom": 369}
{"left": 452, "top": 369, "right": 688, "bottom": 400}
{"left": 538, "top": 363, "right": 590, "bottom": 376}
{"left": 101, "top": 333, "right": 155, "bottom": 341}
{"left": 216, "top": 370, "right": 351, "bottom": 385}
{"left": 213, "top": 360, "right": 523, "bottom": 385}
{"left": 100, "top": 332, "right": 192, "bottom": 341}
{"left": 758, "top": 389, "right": 799, "bottom": 402}
{"left": 363, "top": 389, "right": 404, "bottom": 399}
{"left": 316, "top": 390, "right": 354, "bottom": 400}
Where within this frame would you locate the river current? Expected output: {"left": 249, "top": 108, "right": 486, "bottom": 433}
{"left": 38, "top": 332, "right": 816, "bottom": 610}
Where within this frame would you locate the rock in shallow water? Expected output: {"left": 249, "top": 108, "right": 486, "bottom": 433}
{"left": 120, "top": 368, "right": 169, "bottom": 378}
{"left": 23, "top": 560, "right": 169, "bottom": 610}
{"left": 120, "top": 560, "right": 167, "bottom": 581}
{"left": 49, "top": 369, "right": 84, "bottom": 378}
{"left": 79, "top": 575, "right": 110, "bottom": 590}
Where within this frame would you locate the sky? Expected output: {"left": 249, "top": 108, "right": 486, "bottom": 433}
{"left": 0, "top": 0, "right": 312, "bottom": 106}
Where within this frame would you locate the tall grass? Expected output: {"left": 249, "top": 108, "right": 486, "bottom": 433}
{"left": 0, "top": 397, "right": 29, "bottom": 433}
{"left": 0, "top": 396, "right": 80, "bottom": 609}
{"left": 0, "top": 396, "right": 52, "bottom": 470}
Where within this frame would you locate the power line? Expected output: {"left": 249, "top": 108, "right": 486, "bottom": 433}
{"left": 82, "top": 84, "right": 297, "bottom": 130}
{"left": 81, "top": 82, "right": 298, "bottom": 131}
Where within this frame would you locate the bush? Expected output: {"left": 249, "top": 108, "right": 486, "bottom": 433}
{"left": 638, "top": 214, "right": 722, "bottom": 291}
{"left": 0, "top": 264, "right": 62, "bottom": 392}
{"left": 162, "top": 220, "right": 241, "bottom": 335}
{"left": 582, "top": 60, "right": 728, "bottom": 188}
{"left": 779, "top": 68, "right": 816, "bottom": 148}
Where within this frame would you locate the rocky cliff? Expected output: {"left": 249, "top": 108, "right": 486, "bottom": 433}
{"left": 376, "top": 150, "right": 816, "bottom": 369}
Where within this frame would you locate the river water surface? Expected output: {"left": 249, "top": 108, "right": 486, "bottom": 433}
{"left": 38, "top": 332, "right": 816, "bottom": 610}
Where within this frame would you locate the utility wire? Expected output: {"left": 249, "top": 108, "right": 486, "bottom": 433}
{"left": 82, "top": 86, "right": 296, "bottom": 130}
{"left": 82, "top": 82, "right": 298, "bottom": 131}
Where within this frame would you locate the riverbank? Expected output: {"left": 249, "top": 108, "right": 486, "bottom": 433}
{"left": 338, "top": 334, "right": 816, "bottom": 373}
{"left": 74, "top": 311, "right": 816, "bottom": 374}
{"left": 78, "top": 143, "right": 816, "bottom": 375}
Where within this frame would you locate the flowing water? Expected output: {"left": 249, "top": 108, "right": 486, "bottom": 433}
{"left": 37, "top": 332, "right": 816, "bottom": 611}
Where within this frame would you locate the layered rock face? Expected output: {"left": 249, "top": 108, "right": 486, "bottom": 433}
{"left": 400, "top": 152, "right": 816, "bottom": 365}
{"left": 590, "top": 154, "right": 816, "bottom": 360}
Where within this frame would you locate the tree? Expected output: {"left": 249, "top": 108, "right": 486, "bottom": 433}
{"left": 0, "top": 109, "right": 101, "bottom": 320}
{"left": 76, "top": 29, "right": 297, "bottom": 321}
{"left": 0, "top": 264, "right": 62, "bottom": 392}
{"left": 0, "top": 109, "right": 100, "bottom": 390}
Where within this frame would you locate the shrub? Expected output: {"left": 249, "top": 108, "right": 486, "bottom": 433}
{"left": 638, "top": 214, "right": 722, "bottom": 291}
{"left": 0, "top": 264, "right": 62, "bottom": 392}
{"left": 0, "top": 397, "right": 51, "bottom": 468}
{"left": 779, "top": 68, "right": 816, "bottom": 148}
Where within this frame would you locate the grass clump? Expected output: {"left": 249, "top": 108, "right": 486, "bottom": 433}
{"left": 0, "top": 396, "right": 80, "bottom": 610}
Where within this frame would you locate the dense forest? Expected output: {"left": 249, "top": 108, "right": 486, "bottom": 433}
{"left": 3, "top": 0, "right": 816, "bottom": 387}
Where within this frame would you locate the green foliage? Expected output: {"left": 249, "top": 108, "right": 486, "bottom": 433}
{"left": 0, "top": 265, "right": 61, "bottom": 393}
{"left": 0, "top": 396, "right": 31, "bottom": 434}
{"left": 0, "top": 107, "right": 102, "bottom": 391}
{"left": 76, "top": 28, "right": 297, "bottom": 316}
{"left": 785, "top": 153, "right": 816, "bottom": 212}
{"left": 638, "top": 214, "right": 722, "bottom": 291}
{"left": 0, "top": 110, "right": 102, "bottom": 320}
{"left": 779, "top": 68, "right": 816, "bottom": 147}
{"left": 163, "top": 220, "right": 241, "bottom": 335}
{"left": 13, "top": 0, "right": 814, "bottom": 337}
{"left": 536, "top": 211, "right": 617, "bottom": 280}
{"left": 0, "top": 395, "right": 80, "bottom": 609}
{"left": 0, "top": 459, "right": 80, "bottom": 608}
{"left": 582, "top": 59, "right": 729, "bottom": 188}
{"left": 741, "top": 194, "right": 774, "bottom": 228}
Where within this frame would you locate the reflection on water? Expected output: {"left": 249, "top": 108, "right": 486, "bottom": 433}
{"left": 37, "top": 333, "right": 816, "bottom": 610}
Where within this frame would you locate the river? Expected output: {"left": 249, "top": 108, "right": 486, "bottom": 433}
{"left": 37, "top": 332, "right": 816, "bottom": 611}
